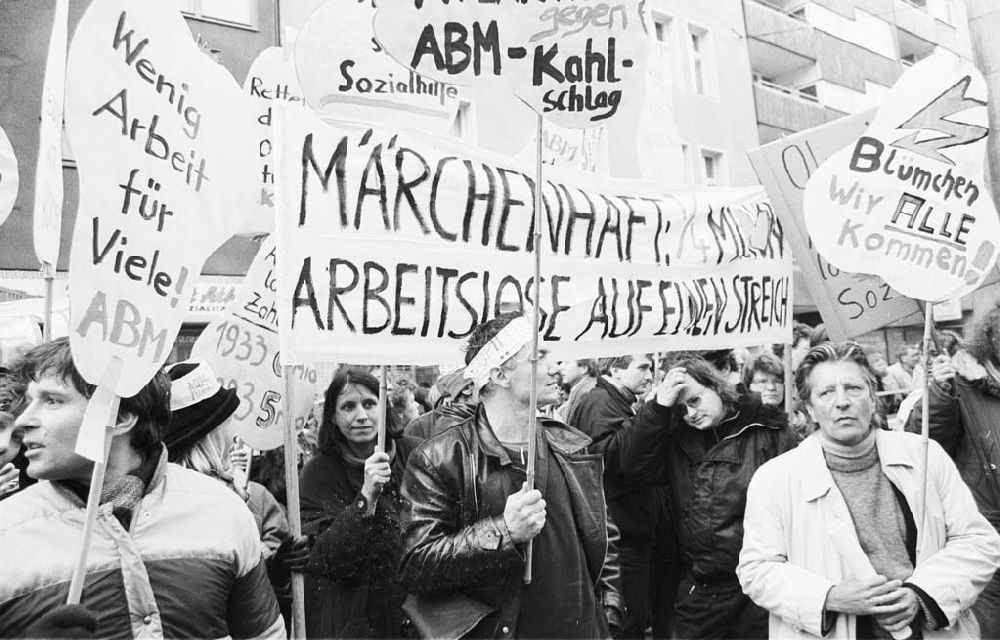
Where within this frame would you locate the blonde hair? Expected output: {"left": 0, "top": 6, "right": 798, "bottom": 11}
{"left": 175, "top": 426, "right": 233, "bottom": 482}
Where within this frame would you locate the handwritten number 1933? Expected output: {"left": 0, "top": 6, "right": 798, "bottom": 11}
{"left": 215, "top": 320, "right": 268, "bottom": 366}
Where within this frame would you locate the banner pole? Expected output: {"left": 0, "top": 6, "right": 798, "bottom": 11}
{"left": 524, "top": 114, "right": 544, "bottom": 585}
{"left": 783, "top": 344, "right": 794, "bottom": 425}
{"left": 917, "top": 303, "right": 934, "bottom": 554}
{"left": 376, "top": 366, "right": 388, "bottom": 454}
{"left": 281, "top": 366, "right": 306, "bottom": 639}
{"left": 42, "top": 262, "right": 54, "bottom": 342}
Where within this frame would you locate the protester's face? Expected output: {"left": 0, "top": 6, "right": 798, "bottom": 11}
{"left": 15, "top": 375, "right": 93, "bottom": 482}
{"left": 0, "top": 411, "right": 22, "bottom": 467}
{"left": 869, "top": 353, "right": 889, "bottom": 376}
{"left": 900, "top": 348, "right": 919, "bottom": 370}
{"left": 678, "top": 375, "right": 726, "bottom": 430}
{"left": 506, "top": 347, "right": 561, "bottom": 407}
{"left": 791, "top": 338, "right": 811, "bottom": 370}
{"left": 613, "top": 356, "right": 653, "bottom": 396}
{"left": 333, "top": 384, "right": 379, "bottom": 446}
{"left": 749, "top": 372, "right": 784, "bottom": 406}
{"left": 806, "top": 361, "right": 875, "bottom": 447}
{"left": 558, "top": 360, "right": 587, "bottom": 387}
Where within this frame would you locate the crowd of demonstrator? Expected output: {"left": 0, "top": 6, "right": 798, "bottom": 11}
{"left": 2, "top": 305, "right": 1000, "bottom": 639}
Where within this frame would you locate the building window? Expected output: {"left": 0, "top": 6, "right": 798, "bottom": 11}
{"left": 173, "top": 0, "right": 258, "bottom": 29}
{"left": 681, "top": 143, "right": 691, "bottom": 183}
{"left": 701, "top": 148, "right": 725, "bottom": 186}
{"left": 687, "top": 24, "right": 715, "bottom": 96}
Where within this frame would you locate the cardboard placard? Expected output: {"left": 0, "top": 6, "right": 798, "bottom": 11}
{"left": 804, "top": 54, "right": 1000, "bottom": 302}
{"left": 295, "top": 0, "right": 461, "bottom": 134}
{"left": 242, "top": 47, "right": 305, "bottom": 236}
{"left": 65, "top": 0, "right": 256, "bottom": 397}
{"left": 749, "top": 112, "right": 922, "bottom": 341}
{"left": 373, "top": 0, "right": 649, "bottom": 129}
{"left": 0, "top": 126, "right": 18, "bottom": 228}
{"left": 191, "top": 236, "right": 318, "bottom": 451}
{"left": 273, "top": 106, "right": 792, "bottom": 365}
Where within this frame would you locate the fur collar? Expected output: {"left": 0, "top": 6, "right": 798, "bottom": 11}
{"left": 953, "top": 350, "right": 1000, "bottom": 399}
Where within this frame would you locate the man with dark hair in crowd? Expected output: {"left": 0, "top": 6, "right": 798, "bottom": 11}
{"left": 0, "top": 365, "right": 29, "bottom": 499}
{"left": 564, "top": 353, "right": 662, "bottom": 637}
{"left": 791, "top": 322, "right": 814, "bottom": 370}
{"left": 0, "top": 338, "right": 284, "bottom": 639}
{"left": 556, "top": 358, "right": 599, "bottom": 422}
{"left": 403, "top": 368, "right": 478, "bottom": 442}
{"left": 399, "top": 313, "right": 622, "bottom": 638}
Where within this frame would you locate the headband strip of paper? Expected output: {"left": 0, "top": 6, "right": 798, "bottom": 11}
{"left": 463, "top": 316, "right": 534, "bottom": 389}
{"left": 169, "top": 362, "right": 223, "bottom": 411}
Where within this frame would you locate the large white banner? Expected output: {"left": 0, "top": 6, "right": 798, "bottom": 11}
{"left": 274, "top": 106, "right": 792, "bottom": 366}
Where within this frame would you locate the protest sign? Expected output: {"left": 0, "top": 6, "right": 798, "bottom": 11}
{"left": 272, "top": 105, "right": 792, "bottom": 366}
{"left": 749, "top": 111, "right": 922, "bottom": 341}
{"left": 803, "top": 54, "right": 1000, "bottom": 302}
{"left": 0, "top": 126, "right": 18, "bottom": 228}
{"left": 242, "top": 47, "right": 304, "bottom": 235}
{"left": 65, "top": 0, "right": 256, "bottom": 402}
{"left": 295, "top": 0, "right": 461, "bottom": 135}
{"left": 32, "top": 0, "right": 68, "bottom": 268}
{"left": 373, "top": 0, "right": 650, "bottom": 129}
{"left": 191, "top": 236, "right": 318, "bottom": 451}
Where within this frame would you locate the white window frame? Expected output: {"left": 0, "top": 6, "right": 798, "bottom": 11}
{"left": 686, "top": 21, "right": 717, "bottom": 97}
{"left": 652, "top": 11, "right": 683, "bottom": 89}
{"left": 174, "top": 0, "right": 259, "bottom": 31}
{"left": 699, "top": 146, "right": 727, "bottom": 186}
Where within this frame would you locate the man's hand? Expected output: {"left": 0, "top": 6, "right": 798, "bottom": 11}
{"left": 503, "top": 482, "right": 546, "bottom": 544}
{"left": 654, "top": 367, "right": 688, "bottom": 408}
{"left": 874, "top": 587, "right": 920, "bottom": 634}
{"left": 361, "top": 451, "right": 392, "bottom": 507}
{"left": 929, "top": 355, "right": 956, "bottom": 387}
{"left": 23, "top": 604, "right": 97, "bottom": 638}
{"left": 0, "top": 462, "right": 18, "bottom": 496}
{"left": 825, "top": 576, "right": 904, "bottom": 616}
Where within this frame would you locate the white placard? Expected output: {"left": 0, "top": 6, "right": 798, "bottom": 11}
{"left": 0, "top": 125, "right": 19, "bottom": 228}
{"left": 803, "top": 54, "right": 1000, "bottom": 302}
{"left": 66, "top": 0, "right": 257, "bottom": 397}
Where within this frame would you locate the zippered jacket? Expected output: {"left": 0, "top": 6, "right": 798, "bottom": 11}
{"left": 0, "top": 449, "right": 284, "bottom": 639}
{"left": 621, "top": 394, "right": 797, "bottom": 583}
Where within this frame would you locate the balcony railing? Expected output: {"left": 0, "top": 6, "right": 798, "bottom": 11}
{"left": 754, "top": 78, "right": 820, "bottom": 104}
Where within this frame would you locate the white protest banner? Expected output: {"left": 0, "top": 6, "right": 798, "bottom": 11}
{"left": 749, "top": 111, "right": 922, "bottom": 341}
{"left": 804, "top": 54, "right": 1000, "bottom": 302}
{"left": 295, "top": 0, "right": 461, "bottom": 135}
{"left": 242, "top": 47, "right": 304, "bottom": 236}
{"left": 33, "top": 0, "right": 68, "bottom": 267}
{"left": 0, "top": 125, "right": 18, "bottom": 228}
{"left": 373, "top": 0, "right": 650, "bottom": 129}
{"left": 273, "top": 106, "right": 792, "bottom": 366}
{"left": 65, "top": 0, "right": 256, "bottom": 404}
{"left": 191, "top": 236, "right": 318, "bottom": 451}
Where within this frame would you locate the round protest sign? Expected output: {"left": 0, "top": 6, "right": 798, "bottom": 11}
{"left": 0, "top": 126, "right": 18, "bottom": 228}
{"left": 65, "top": 0, "right": 257, "bottom": 397}
{"left": 295, "top": 0, "right": 460, "bottom": 134}
{"left": 373, "top": 0, "right": 650, "bottom": 129}
{"left": 191, "top": 236, "right": 318, "bottom": 451}
{"left": 803, "top": 54, "right": 1000, "bottom": 302}
{"left": 241, "top": 47, "right": 304, "bottom": 236}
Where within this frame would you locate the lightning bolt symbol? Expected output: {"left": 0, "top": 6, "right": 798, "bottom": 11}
{"left": 890, "top": 76, "right": 987, "bottom": 166}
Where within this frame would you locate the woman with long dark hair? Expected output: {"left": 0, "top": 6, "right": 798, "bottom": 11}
{"left": 300, "top": 368, "right": 420, "bottom": 638}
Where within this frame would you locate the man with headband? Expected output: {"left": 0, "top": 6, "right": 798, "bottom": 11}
{"left": 399, "top": 313, "right": 623, "bottom": 639}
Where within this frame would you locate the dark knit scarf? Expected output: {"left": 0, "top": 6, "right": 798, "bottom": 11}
{"left": 65, "top": 455, "right": 159, "bottom": 530}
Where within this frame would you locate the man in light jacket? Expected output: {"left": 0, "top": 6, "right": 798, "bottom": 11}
{"left": 738, "top": 342, "right": 1000, "bottom": 639}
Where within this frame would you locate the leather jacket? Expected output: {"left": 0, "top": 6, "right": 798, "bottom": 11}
{"left": 399, "top": 405, "right": 623, "bottom": 638}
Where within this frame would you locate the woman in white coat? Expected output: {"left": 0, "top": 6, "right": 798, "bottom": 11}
{"left": 737, "top": 342, "right": 1000, "bottom": 639}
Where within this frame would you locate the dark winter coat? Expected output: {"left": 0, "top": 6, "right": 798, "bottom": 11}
{"left": 403, "top": 402, "right": 477, "bottom": 442}
{"left": 910, "top": 351, "right": 1000, "bottom": 528}
{"left": 398, "top": 405, "right": 623, "bottom": 639}
{"left": 622, "top": 394, "right": 798, "bottom": 583}
{"left": 299, "top": 435, "right": 420, "bottom": 639}
{"left": 570, "top": 377, "right": 665, "bottom": 549}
